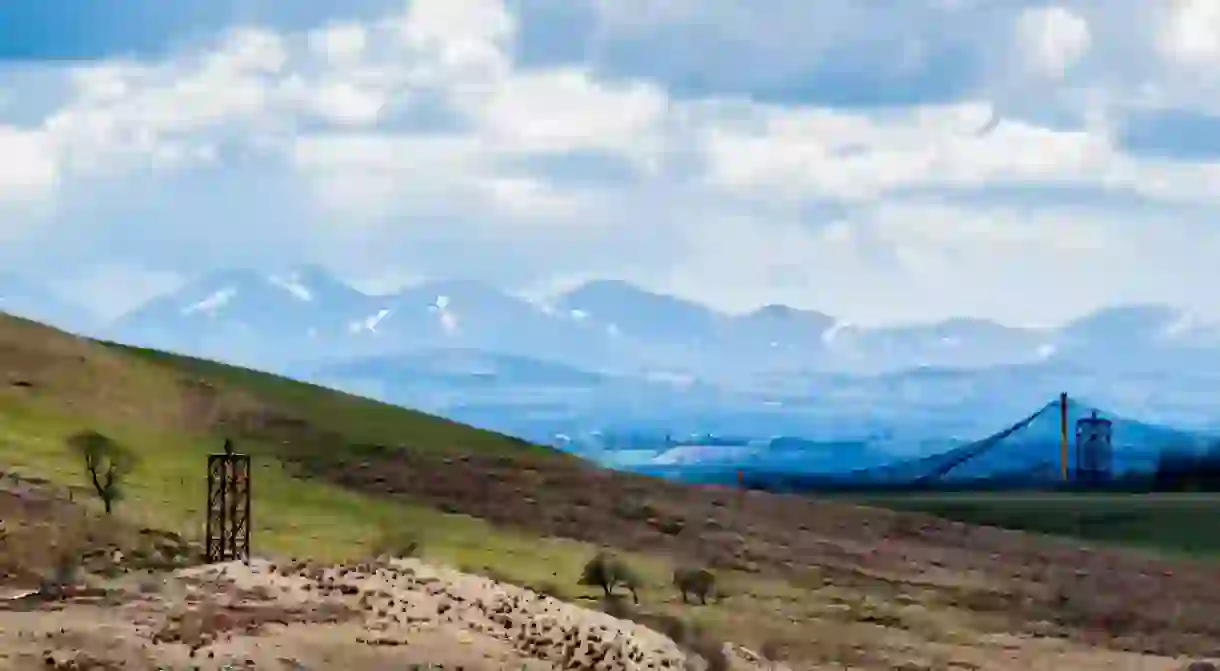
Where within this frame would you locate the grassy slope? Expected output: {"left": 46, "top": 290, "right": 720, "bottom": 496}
{"left": 0, "top": 315, "right": 633, "bottom": 591}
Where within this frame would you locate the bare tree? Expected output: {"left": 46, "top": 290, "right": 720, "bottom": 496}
{"left": 67, "top": 430, "right": 137, "bottom": 515}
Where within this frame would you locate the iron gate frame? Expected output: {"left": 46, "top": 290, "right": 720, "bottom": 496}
{"left": 205, "top": 439, "right": 251, "bottom": 563}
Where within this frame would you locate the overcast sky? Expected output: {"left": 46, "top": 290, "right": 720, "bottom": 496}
{"left": 2, "top": 0, "right": 1220, "bottom": 326}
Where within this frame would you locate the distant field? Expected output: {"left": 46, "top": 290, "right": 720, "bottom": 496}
{"left": 849, "top": 491, "right": 1220, "bottom": 557}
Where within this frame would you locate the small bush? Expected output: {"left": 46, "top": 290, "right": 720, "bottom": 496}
{"left": 579, "top": 551, "right": 641, "bottom": 603}
{"left": 673, "top": 567, "right": 716, "bottom": 605}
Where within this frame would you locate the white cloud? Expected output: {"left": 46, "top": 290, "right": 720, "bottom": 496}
{"left": 0, "top": 127, "right": 57, "bottom": 199}
{"left": 1014, "top": 6, "right": 1092, "bottom": 80}
{"left": 1157, "top": 0, "right": 1220, "bottom": 68}
{"left": 658, "top": 196, "right": 1220, "bottom": 327}
{"left": 7, "top": 0, "right": 1220, "bottom": 328}
{"left": 699, "top": 101, "right": 1123, "bottom": 202}
{"left": 42, "top": 29, "right": 291, "bottom": 176}
{"left": 392, "top": 0, "right": 515, "bottom": 85}
{"left": 296, "top": 80, "right": 388, "bottom": 126}
{"left": 471, "top": 68, "right": 669, "bottom": 164}
{"left": 290, "top": 133, "right": 490, "bottom": 218}
{"left": 478, "top": 176, "right": 581, "bottom": 219}
{"left": 308, "top": 22, "right": 369, "bottom": 66}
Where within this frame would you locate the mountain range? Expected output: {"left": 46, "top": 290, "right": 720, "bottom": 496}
{"left": 4, "top": 265, "right": 1220, "bottom": 445}
{"left": 13, "top": 264, "right": 1217, "bottom": 375}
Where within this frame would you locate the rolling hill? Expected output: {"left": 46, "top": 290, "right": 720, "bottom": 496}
{"left": 9, "top": 311, "right": 1220, "bottom": 665}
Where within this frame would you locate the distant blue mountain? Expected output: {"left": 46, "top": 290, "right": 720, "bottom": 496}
{"left": 108, "top": 265, "right": 371, "bottom": 369}
{"left": 8, "top": 265, "right": 1220, "bottom": 448}
{"left": 314, "top": 349, "right": 608, "bottom": 389}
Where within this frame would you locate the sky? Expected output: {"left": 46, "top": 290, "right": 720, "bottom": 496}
{"left": 2, "top": 0, "right": 1220, "bottom": 327}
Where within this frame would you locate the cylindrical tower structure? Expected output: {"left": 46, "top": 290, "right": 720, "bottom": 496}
{"left": 1075, "top": 410, "right": 1113, "bottom": 485}
{"left": 1060, "top": 393, "right": 1069, "bottom": 481}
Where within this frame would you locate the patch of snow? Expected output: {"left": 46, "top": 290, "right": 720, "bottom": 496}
{"left": 182, "top": 288, "right": 236, "bottom": 317}
{"left": 426, "top": 295, "right": 460, "bottom": 335}
{"left": 1161, "top": 310, "right": 1201, "bottom": 339}
{"left": 348, "top": 308, "right": 391, "bottom": 334}
{"left": 570, "top": 308, "right": 589, "bottom": 321}
{"left": 820, "top": 320, "right": 850, "bottom": 345}
{"left": 267, "top": 273, "right": 312, "bottom": 301}
{"left": 518, "top": 294, "right": 557, "bottom": 316}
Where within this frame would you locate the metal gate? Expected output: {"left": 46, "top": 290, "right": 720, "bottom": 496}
{"left": 205, "top": 439, "right": 251, "bottom": 563}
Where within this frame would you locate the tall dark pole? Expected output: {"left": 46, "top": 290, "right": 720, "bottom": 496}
{"left": 1060, "top": 392, "right": 1069, "bottom": 483}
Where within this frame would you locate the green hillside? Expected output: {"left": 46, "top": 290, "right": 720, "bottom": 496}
{"left": 0, "top": 313, "right": 585, "bottom": 574}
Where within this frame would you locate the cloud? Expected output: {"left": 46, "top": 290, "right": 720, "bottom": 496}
{"left": 696, "top": 100, "right": 1195, "bottom": 206}
{"left": 0, "top": 125, "right": 56, "bottom": 200}
{"left": 1157, "top": 0, "right": 1220, "bottom": 69}
{"left": 1013, "top": 6, "right": 1091, "bottom": 80}
{"left": 2, "top": 0, "right": 1220, "bottom": 328}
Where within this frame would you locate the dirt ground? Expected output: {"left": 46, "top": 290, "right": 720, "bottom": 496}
{"left": 0, "top": 557, "right": 750, "bottom": 671}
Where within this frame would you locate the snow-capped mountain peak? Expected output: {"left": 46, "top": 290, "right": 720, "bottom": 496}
{"left": 55, "top": 269, "right": 1220, "bottom": 383}
{"left": 267, "top": 272, "right": 313, "bottom": 302}
{"left": 427, "top": 295, "right": 460, "bottom": 334}
{"left": 349, "top": 308, "right": 392, "bottom": 334}
{"left": 181, "top": 287, "right": 237, "bottom": 317}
